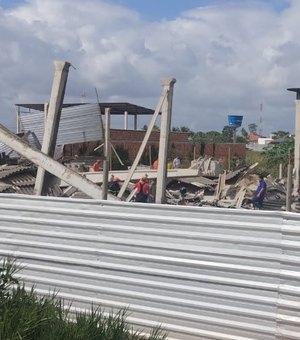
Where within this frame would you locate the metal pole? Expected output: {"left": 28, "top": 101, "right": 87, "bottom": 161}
{"left": 156, "top": 78, "right": 176, "bottom": 204}
{"left": 286, "top": 163, "right": 293, "bottom": 212}
{"left": 102, "top": 108, "right": 111, "bottom": 200}
{"left": 233, "top": 128, "right": 237, "bottom": 143}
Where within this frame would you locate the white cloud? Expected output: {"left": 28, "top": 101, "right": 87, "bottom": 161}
{"left": 0, "top": 0, "right": 299, "bottom": 134}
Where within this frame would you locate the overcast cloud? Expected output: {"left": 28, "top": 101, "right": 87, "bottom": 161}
{"left": 0, "top": 0, "right": 300, "bottom": 134}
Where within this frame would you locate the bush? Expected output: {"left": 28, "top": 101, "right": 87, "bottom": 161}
{"left": 0, "top": 257, "right": 167, "bottom": 340}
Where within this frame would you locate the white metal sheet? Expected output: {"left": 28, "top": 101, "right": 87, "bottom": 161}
{"left": 0, "top": 194, "right": 299, "bottom": 339}
{"left": 20, "top": 103, "right": 103, "bottom": 145}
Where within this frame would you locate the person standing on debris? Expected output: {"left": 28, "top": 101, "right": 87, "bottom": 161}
{"left": 173, "top": 156, "right": 181, "bottom": 169}
{"left": 91, "top": 159, "right": 101, "bottom": 172}
{"left": 153, "top": 159, "right": 158, "bottom": 169}
{"left": 135, "top": 176, "right": 149, "bottom": 203}
{"left": 252, "top": 175, "right": 267, "bottom": 210}
{"left": 109, "top": 176, "right": 121, "bottom": 196}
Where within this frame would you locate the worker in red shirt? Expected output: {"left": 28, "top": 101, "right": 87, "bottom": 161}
{"left": 91, "top": 160, "right": 101, "bottom": 172}
{"left": 135, "top": 176, "right": 149, "bottom": 203}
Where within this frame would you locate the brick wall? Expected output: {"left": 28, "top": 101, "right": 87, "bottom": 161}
{"left": 64, "top": 129, "right": 246, "bottom": 165}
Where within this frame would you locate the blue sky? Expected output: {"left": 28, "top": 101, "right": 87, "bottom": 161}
{"left": 114, "top": 0, "right": 291, "bottom": 20}
{"left": 0, "top": 0, "right": 291, "bottom": 19}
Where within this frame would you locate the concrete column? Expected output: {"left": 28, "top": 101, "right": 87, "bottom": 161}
{"left": 286, "top": 163, "right": 293, "bottom": 211}
{"left": 295, "top": 99, "right": 300, "bottom": 193}
{"left": 287, "top": 88, "right": 300, "bottom": 194}
{"left": 102, "top": 108, "right": 111, "bottom": 200}
{"left": 16, "top": 106, "right": 21, "bottom": 134}
{"left": 34, "top": 61, "right": 71, "bottom": 196}
{"left": 155, "top": 77, "right": 176, "bottom": 204}
{"left": 124, "top": 111, "right": 128, "bottom": 130}
{"left": 134, "top": 114, "right": 137, "bottom": 130}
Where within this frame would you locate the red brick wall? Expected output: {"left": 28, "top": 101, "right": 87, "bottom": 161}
{"left": 64, "top": 129, "right": 246, "bottom": 165}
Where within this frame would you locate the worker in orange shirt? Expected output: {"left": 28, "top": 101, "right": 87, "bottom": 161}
{"left": 153, "top": 159, "right": 158, "bottom": 169}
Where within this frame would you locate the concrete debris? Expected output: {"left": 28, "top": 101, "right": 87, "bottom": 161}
{"left": 190, "top": 156, "right": 224, "bottom": 177}
{"left": 0, "top": 153, "right": 297, "bottom": 212}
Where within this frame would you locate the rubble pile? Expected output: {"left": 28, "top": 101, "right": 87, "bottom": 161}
{"left": 0, "top": 153, "right": 297, "bottom": 212}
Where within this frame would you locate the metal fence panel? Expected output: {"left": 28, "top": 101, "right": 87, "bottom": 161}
{"left": 20, "top": 103, "right": 103, "bottom": 145}
{"left": 0, "top": 194, "right": 299, "bottom": 339}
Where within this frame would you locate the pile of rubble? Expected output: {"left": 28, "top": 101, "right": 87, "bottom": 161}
{"left": 0, "top": 152, "right": 296, "bottom": 212}
{"left": 165, "top": 158, "right": 297, "bottom": 212}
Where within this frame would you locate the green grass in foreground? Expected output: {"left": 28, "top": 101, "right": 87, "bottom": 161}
{"left": 0, "top": 257, "right": 167, "bottom": 340}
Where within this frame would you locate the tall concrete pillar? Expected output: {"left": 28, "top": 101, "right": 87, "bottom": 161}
{"left": 155, "top": 78, "right": 176, "bottom": 204}
{"left": 124, "top": 111, "right": 128, "bottom": 130}
{"left": 34, "top": 61, "right": 71, "bottom": 196}
{"left": 287, "top": 88, "right": 300, "bottom": 193}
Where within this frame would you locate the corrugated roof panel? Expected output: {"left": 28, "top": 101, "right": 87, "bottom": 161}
{"left": 0, "top": 194, "right": 299, "bottom": 339}
{"left": 20, "top": 103, "right": 104, "bottom": 145}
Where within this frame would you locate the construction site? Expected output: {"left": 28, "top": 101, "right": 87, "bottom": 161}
{"left": 0, "top": 61, "right": 300, "bottom": 339}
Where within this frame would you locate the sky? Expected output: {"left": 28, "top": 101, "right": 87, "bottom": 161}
{"left": 0, "top": 0, "right": 299, "bottom": 135}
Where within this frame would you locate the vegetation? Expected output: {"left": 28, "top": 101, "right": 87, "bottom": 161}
{"left": 248, "top": 123, "right": 258, "bottom": 134}
{"left": 0, "top": 257, "right": 167, "bottom": 340}
{"left": 262, "top": 139, "right": 294, "bottom": 177}
{"left": 245, "top": 139, "right": 294, "bottom": 177}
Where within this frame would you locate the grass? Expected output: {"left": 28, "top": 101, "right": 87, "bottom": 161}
{"left": 0, "top": 257, "right": 167, "bottom": 340}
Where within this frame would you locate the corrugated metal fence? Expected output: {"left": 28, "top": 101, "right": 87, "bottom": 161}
{"left": 0, "top": 194, "right": 299, "bottom": 340}
{"left": 20, "top": 103, "right": 104, "bottom": 145}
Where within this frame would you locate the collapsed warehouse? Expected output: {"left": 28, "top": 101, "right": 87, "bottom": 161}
{"left": 0, "top": 61, "right": 295, "bottom": 212}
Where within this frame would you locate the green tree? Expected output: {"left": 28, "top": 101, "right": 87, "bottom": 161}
{"left": 241, "top": 128, "right": 248, "bottom": 138}
{"left": 222, "top": 126, "right": 235, "bottom": 142}
{"left": 263, "top": 139, "right": 294, "bottom": 176}
{"left": 205, "top": 131, "right": 224, "bottom": 143}
{"left": 236, "top": 136, "right": 248, "bottom": 143}
{"left": 271, "top": 130, "right": 291, "bottom": 140}
{"left": 172, "top": 126, "right": 192, "bottom": 133}
{"left": 248, "top": 123, "right": 258, "bottom": 134}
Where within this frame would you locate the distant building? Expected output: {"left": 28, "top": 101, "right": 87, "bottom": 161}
{"left": 248, "top": 133, "right": 262, "bottom": 143}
